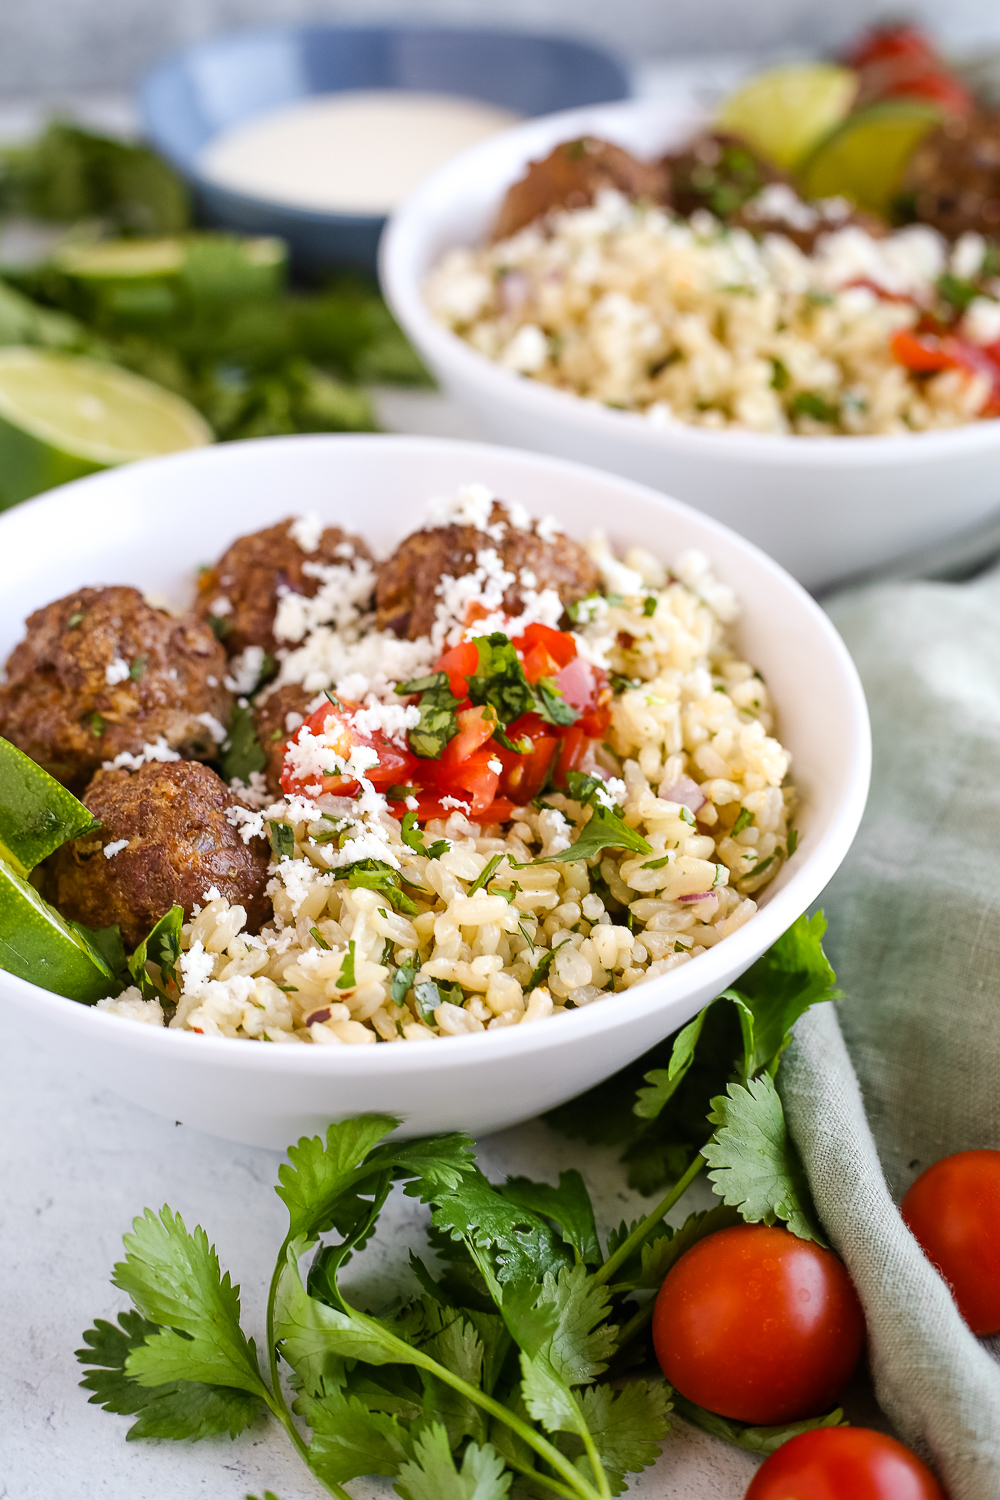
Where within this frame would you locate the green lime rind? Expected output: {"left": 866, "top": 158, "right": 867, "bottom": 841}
{"left": 798, "top": 99, "right": 943, "bottom": 215}
{"left": 0, "top": 736, "right": 98, "bottom": 873}
{"left": 0, "top": 406, "right": 104, "bottom": 510}
{"left": 0, "top": 858, "right": 117, "bottom": 1002}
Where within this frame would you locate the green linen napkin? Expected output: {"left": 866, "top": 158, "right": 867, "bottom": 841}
{"left": 777, "top": 568, "right": 1000, "bottom": 1499}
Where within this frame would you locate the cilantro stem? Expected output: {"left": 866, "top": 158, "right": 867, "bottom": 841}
{"left": 591, "top": 1153, "right": 707, "bottom": 1288}
{"left": 503, "top": 1456, "right": 587, "bottom": 1500}
{"left": 613, "top": 1295, "right": 657, "bottom": 1353}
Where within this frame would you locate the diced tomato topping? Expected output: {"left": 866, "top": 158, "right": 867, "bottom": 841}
{"left": 435, "top": 640, "right": 479, "bottom": 701}
{"left": 846, "top": 24, "right": 937, "bottom": 71}
{"left": 891, "top": 329, "right": 1000, "bottom": 414}
{"left": 281, "top": 699, "right": 417, "bottom": 800}
{"left": 441, "top": 705, "right": 497, "bottom": 766}
{"left": 847, "top": 25, "right": 972, "bottom": 117}
{"left": 492, "top": 715, "right": 560, "bottom": 805}
{"left": 511, "top": 623, "right": 578, "bottom": 682}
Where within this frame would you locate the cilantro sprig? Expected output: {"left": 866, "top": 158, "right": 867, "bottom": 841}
{"left": 79, "top": 917, "right": 842, "bottom": 1496}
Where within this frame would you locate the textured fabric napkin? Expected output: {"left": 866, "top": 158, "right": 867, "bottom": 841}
{"left": 777, "top": 566, "right": 1000, "bottom": 1499}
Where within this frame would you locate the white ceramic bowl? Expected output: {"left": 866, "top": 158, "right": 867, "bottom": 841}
{"left": 0, "top": 435, "right": 869, "bottom": 1147}
{"left": 381, "top": 97, "right": 1000, "bottom": 593}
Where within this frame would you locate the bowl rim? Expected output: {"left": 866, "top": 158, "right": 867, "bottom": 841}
{"left": 138, "top": 20, "right": 632, "bottom": 230}
{"left": 381, "top": 94, "right": 1000, "bottom": 465}
{"left": 0, "top": 432, "right": 871, "bottom": 1074}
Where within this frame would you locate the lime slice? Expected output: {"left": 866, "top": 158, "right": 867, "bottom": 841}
{"left": 0, "top": 347, "right": 212, "bottom": 509}
{"left": 53, "top": 233, "right": 285, "bottom": 279}
{"left": 798, "top": 100, "right": 942, "bottom": 215}
{"left": 53, "top": 237, "right": 187, "bottom": 279}
{"left": 715, "top": 64, "right": 859, "bottom": 170}
{"left": 0, "top": 737, "right": 97, "bottom": 876}
{"left": 0, "top": 857, "right": 116, "bottom": 1002}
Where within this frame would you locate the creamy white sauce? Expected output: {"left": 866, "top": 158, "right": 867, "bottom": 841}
{"left": 198, "top": 90, "right": 522, "bottom": 215}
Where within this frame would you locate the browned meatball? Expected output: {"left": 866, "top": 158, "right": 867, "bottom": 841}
{"left": 253, "top": 683, "right": 313, "bottom": 797}
{"left": 47, "top": 760, "right": 271, "bottom": 948}
{"left": 194, "top": 518, "right": 373, "bottom": 657}
{"left": 492, "top": 137, "right": 669, "bottom": 241}
{"left": 375, "top": 501, "right": 601, "bottom": 640}
{"left": 664, "top": 131, "right": 784, "bottom": 221}
{"left": 902, "top": 110, "right": 1000, "bottom": 238}
{"left": 0, "top": 587, "right": 232, "bottom": 789}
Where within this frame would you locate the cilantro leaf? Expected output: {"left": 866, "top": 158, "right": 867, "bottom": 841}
{"left": 337, "top": 941, "right": 356, "bottom": 989}
{"left": 396, "top": 1425, "right": 511, "bottom": 1500}
{"left": 567, "top": 1381, "right": 672, "bottom": 1494}
{"left": 703, "top": 1075, "right": 826, "bottom": 1244}
{"left": 127, "top": 905, "right": 183, "bottom": 1002}
{"left": 539, "top": 803, "right": 651, "bottom": 864}
{"left": 221, "top": 701, "right": 267, "bottom": 783}
{"left": 397, "top": 672, "right": 460, "bottom": 759}
{"left": 502, "top": 1265, "right": 616, "bottom": 1387}
{"left": 672, "top": 1395, "right": 846, "bottom": 1455}
{"left": 111, "top": 1208, "right": 268, "bottom": 1399}
{"left": 467, "top": 634, "right": 536, "bottom": 726}
{"left": 533, "top": 676, "right": 577, "bottom": 727}
{"left": 271, "top": 1239, "right": 355, "bottom": 1395}
{"left": 342, "top": 859, "right": 420, "bottom": 914}
{"left": 269, "top": 821, "right": 295, "bottom": 861}
{"left": 76, "top": 1310, "right": 261, "bottom": 1441}
{"left": 499, "top": 1172, "right": 601, "bottom": 1267}
{"left": 429, "top": 1167, "right": 572, "bottom": 1288}
{"left": 525, "top": 947, "right": 557, "bottom": 993}
{"left": 297, "top": 1384, "right": 414, "bottom": 1483}
{"left": 400, "top": 810, "right": 449, "bottom": 858}
{"left": 275, "top": 1115, "right": 400, "bottom": 1242}
{"left": 468, "top": 853, "right": 504, "bottom": 895}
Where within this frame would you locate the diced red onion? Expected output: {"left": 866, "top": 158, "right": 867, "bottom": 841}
{"left": 677, "top": 890, "right": 717, "bottom": 905}
{"left": 662, "top": 775, "right": 706, "bottom": 814}
{"left": 500, "top": 270, "right": 530, "bottom": 314}
{"left": 305, "top": 1007, "right": 332, "bottom": 1026}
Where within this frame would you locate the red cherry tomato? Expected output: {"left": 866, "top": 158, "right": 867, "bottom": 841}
{"left": 281, "top": 700, "right": 417, "bottom": 799}
{"left": 901, "top": 1149, "right": 1000, "bottom": 1336}
{"left": 652, "top": 1224, "right": 865, "bottom": 1425}
{"left": 745, "top": 1426, "right": 946, "bottom": 1500}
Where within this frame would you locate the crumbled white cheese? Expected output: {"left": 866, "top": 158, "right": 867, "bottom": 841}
{"left": 224, "top": 644, "right": 266, "bottom": 695}
{"left": 180, "top": 939, "right": 216, "bottom": 995}
{"left": 962, "top": 297, "right": 1000, "bottom": 347}
{"left": 952, "top": 231, "right": 987, "bottom": 281}
{"left": 272, "top": 555, "right": 377, "bottom": 645}
{"left": 488, "top": 758, "right": 503, "bottom": 774}
{"left": 501, "top": 323, "right": 549, "bottom": 373}
{"left": 594, "top": 777, "right": 626, "bottom": 809}
{"left": 285, "top": 710, "right": 304, "bottom": 733}
{"left": 96, "top": 989, "right": 163, "bottom": 1025}
{"left": 288, "top": 512, "right": 324, "bottom": 553}
{"left": 229, "top": 770, "right": 270, "bottom": 808}
{"left": 210, "top": 595, "right": 233, "bottom": 616}
{"left": 202, "top": 885, "right": 223, "bottom": 902}
{"left": 194, "top": 711, "right": 228, "bottom": 744}
{"left": 104, "top": 737, "right": 181, "bottom": 770}
{"left": 225, "top": 802, "right": 267, "bottom": 845}
{"left": 426, "top": 482, "right": 497, "bottom": 531}
{"left": 673, "top": 549, "right": 739, "bottom": 623}
{"left": 349, "top": 702, "right": 421, "bottom": 742}
{"left": 586, "top": 530, "right": 645, "bottom": 597}
{"left": 535, "top": 513, "right": 563, "bottom": 543}
{"left": 105, "top": 657, "right": 130, "bottom": 686}
{"left": 745, "top": 182, "right": 818, "bottom": 233}
{"left": 103, "top": 839, "right": 128, "bottom": 859}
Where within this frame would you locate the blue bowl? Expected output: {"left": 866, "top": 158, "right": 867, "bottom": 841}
{"left": 138, "top": 23, "right": 631, "bottom": 274}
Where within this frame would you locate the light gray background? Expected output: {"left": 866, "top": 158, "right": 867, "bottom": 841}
{"left": 4, "top": 0, "right": 1000, "bottom": 100}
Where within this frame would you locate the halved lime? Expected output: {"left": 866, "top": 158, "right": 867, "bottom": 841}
{"left": 715, "top": 63, "right": 859, "bottom": 170}
{"left": 0, "top": 737, "right": 97, "bottom": 876}
{"left": 798, "top": 100, "right": 942, "bottom": 215}
{"left": 0, "top": 347, "right": 212, "bottom": 509}
{"left": 0, "top": 858, "right": 116, "bottom": 1002}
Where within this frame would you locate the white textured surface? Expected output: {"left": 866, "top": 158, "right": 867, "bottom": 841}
{"left": 0, "top": 1011, "right": 760, "bottom": 1499}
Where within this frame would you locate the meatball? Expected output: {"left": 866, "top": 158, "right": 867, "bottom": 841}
{"left": 47, "top": 760, "right": 271, "bottom": 948}
{"left": 901, "top": 110, "right": 1000, "bottom": 238}
{"left": 0, "top": 586, "right": 232, "bottom": 788}
{"left": 492, "top": 137, "right": 669, "bottom": 241}
{"left": 253, "top": 683, "right": 313, "bottom": 797}
{"left": 375, "top": 501, "right": 601, "bottom": 640}
{"left": 194, "top": 517, "right": 373, "bottom": 657}
{"left": 664, "top": 131, "right": 784, "bottom": 221}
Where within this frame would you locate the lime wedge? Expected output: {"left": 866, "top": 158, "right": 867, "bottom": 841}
{"left": 0, "top": 857, "right": 117, "bottom": 1002}
{"left": 0, "top": 737, "right": 97, "bottom": 876}
{"left": 52, "top": 233, "right": 285, "bottom": 280}
{"left": 0, "top": 347, "right": 212, "bottom": 509}
{"left": 798, "top": 100, "right": 942, "bottom": 215}
{"left": 715, "top": 63, "right": 859, "bottom": 170}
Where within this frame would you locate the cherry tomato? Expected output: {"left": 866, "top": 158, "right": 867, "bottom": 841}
{"left": 652, "top": 1224, "right": 865, "bottom": 1425}
{"left": 900, "top": 1149, "right": 1000, "bottom": 1336}
{"left": 281, "top": 700, "right": 416, "bottom": 799}
{"left": 745, "top": 1426, "right": 945, "bottom": 1500}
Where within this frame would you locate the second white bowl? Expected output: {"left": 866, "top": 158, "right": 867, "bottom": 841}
{"left": 382, "top": 97, "right": 1000, "bottom": 592}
